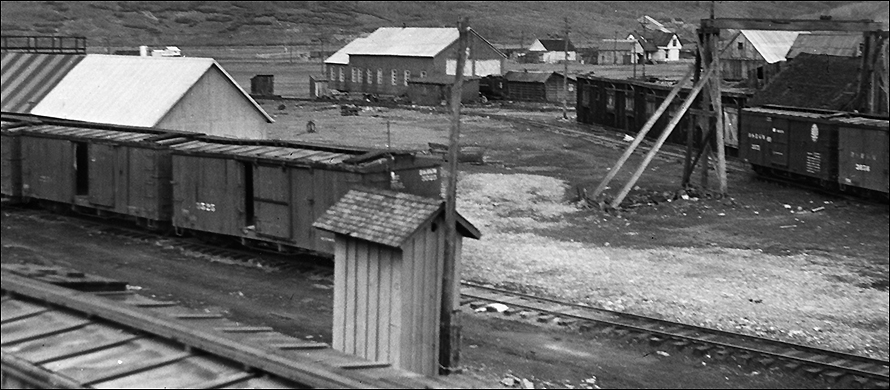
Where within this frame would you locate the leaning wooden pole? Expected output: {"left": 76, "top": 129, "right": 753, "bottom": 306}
{"left": 710, "top": 29, "right": 727, "bottom": 195}
{"left": 610, "top": 58, "right": 718, "bottom": 209}
{"left": 440, "top": 17, "right": 469, "bottom": 375}
{"left": 591, "top": 65, "right": 696, "bottom": 198}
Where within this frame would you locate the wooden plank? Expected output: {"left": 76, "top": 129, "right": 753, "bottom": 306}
{"left": 331, "top": 237, "right": 347, "bottom": 352}
{"left": 701, "top": 18, "right": 881, "bottom": 32}
{"left": 712, "top": 30, "right": 727, "bottom": 195}
{"left": 343, "top": 239, "right": 357, "bottom": 355}
{"left": 80, "top": 351, "right": 191, "bottom": 385}
{"left": 1, "top": 319, "right": 91, "bottom": 346}
{"left": 172, "top": 313, "right": 225, "bottom": 320}
{"left": 366, "top": 243, "right": 380, "bottom": 362}
{"left": 355, "top": 240, "right": 369, "bottom": 359}
{"left": 130, "top": 301, "right": 178, "bottom": 308}
{"left": 591, "top": 65, "right": 694, "bottom": 198}
{"left": 271, "top": 342, "right": 330, "bottom": 350}
{"left": 611, "top": 54, "right": 719, "bottom": 208}
{"left": 1, "top": 272, "right": 383, "bottom": 389}
{"left": 215, "top": 326, "right": 274, "bottom": 333}
{"left": 340, "top": 361, "right": 392, "bottom": 370}
{"left": 34, "top": 335, "right": 143, "bottom": 365}
{"left": 0, "top": 307, "right": 49, "bottom": 325}
{"left": 192, "top": 371, "right": 255, "bottom": 389}
{"left": 411, "top": 233, "right": 426, "bottom": 374}
{"left": 426, "top": 224, "right": 444, "bottom": 376}
{"left": 377, "top": 248, "right": 393, "bottom": 364}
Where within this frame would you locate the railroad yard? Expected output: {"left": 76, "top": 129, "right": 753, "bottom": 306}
{"left": 3, "top": 98, "right": 888, "bottom": 388}
{"left": 2, "top": 3, "right": 889, "bottom": 387}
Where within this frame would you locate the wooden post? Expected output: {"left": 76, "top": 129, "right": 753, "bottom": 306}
{"left": 440, "top": 17, "right": 469, "bottom": 375}
{"left": 683, "top": 31, "right": 702, "bottom": 187}
{"left": 563, "top": 17, "right": 570, "bottom": 120}
{"left": 592, "top": 65, "right": 695, "bottom": 198}
{"left": 711, "top": 29, "right": 726, "bottom": 196}
{"left": 610, "top": 56, "right": 719, "bottom": 208}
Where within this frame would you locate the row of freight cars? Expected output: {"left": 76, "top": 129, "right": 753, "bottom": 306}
{"left": 574, "top": 75, "right": 888, "bottom": 199}
{"left": 0, "top": 114, "right": 443, "bottom": 256}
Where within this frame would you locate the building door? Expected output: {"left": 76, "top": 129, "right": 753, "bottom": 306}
{"left": 252, "top": 164, "right": 291, "bottom": 239}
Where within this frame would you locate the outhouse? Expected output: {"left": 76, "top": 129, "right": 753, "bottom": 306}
{"left": 313, "top": 187, "right": 481, "bottom": 376}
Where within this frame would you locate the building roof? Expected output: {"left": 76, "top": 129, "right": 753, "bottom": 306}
{"left": 739, "top": 30, "right": 802, "bottom": 63}
{"left": 637, "top": 15, "right": 673, "bottom": 33}
{"left": 532, "top": 39, "right": 576, "bottom": 52}
{"left": 26, "top": 54, "right": 272, "bottom": 127}
{"left": 1, "top": 52, "right": 84, "bottom": 113}
{"left": 748, "top": 53, "right": 861, "bottom": 110}
{"left": 504, "top": 71, "right": 575, "bottom": 83}
{"left": 325, "top": 27, "right": 504, "bottom": 65}
{"left": 786, "top": 33, "right": 862, "bottom": 59}
{"left": 313, "top": 187, "right": 481, "bottom": 249}
{"left": 626, "top": 33, "right": 660, "bottom": 52}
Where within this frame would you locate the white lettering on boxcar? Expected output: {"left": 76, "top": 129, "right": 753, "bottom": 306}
{"left": 196, "top": 202, "right": 216, "bottom": 212}
{"left": 855, "top": 164, "right": 871, "bottom": 172}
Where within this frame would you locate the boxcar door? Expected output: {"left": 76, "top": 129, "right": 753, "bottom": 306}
{"left": 252, "top": 164, "right": 291, "bottom": 239}
{"left": 769, "top": 118, "right": 789, "bottom": 167}
{"left": 89, "top": 143, "right": 116, "bottom": 207}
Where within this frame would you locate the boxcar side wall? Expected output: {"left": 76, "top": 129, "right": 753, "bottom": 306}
{"left": 172, "top": 155, "right": 245, "bottom": 236}
{"left": 838, "top": 125, "right": 890, "bottom": 193}
{"left": 786, "top": 119, "right": 838, "bottom": 183}
{"left": 1, "top": 133, "right": 22, "bottom": 197}
{"left": 21, "top": 136, "right": 75, "bottom": 204}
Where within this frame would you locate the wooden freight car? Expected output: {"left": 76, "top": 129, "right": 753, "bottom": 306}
{"left": 17, "top": 122, "right": 193, "bottom": 225}
{"left": 0, "top": 119, "right": 29, "bottom": 198}
{"left": 169, "top": 137, "right": 443, "bottom": 256}
{"left": 832, "top": 115, "right": 889, "bottom": 197}
{"left": 739, "top": 106, "right": 842, "bottom": 187}
{"left": 576, "top": 74, "right": 752, "bottom": 156}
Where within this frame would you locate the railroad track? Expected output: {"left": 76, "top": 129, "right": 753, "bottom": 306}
{"left": 461, "top": 282, "right": 889, "bottom": 389}
{"left": 4, "top": 203, "right": 889, "bottom": 388}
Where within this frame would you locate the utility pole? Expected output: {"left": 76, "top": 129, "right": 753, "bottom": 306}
{"left": 563, "top": 17, "right": 570, "bottom": 120}
{"left": 440, "top": 17, "right": 469, "bottom": 375}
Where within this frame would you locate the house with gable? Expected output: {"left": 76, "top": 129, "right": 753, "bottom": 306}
{"left": 324, "top": 27, "right": 505, "bottom": 96}
{"left": 627, "top": 30, "right": 683, "bottom": 62}
{"left": 527, "top": 38, "right": 577, "bottom": 63}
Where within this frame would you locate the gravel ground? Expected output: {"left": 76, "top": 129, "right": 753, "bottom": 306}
{"left": 456, "top": 172, "right": 890, "bottom": 360}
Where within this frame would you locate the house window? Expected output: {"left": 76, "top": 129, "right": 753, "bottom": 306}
{"left": 646, "top": 99, "right": 657, "bottom": 115}
{"left": 738, "top": 42, "right": 744, "bottom": 51}
{"left": 420, "top": 71, "right": 427, "bottom": 78}
{"left": 391, "top": 69, "right": 397, "bottom": 85}
{"left": 625, "top": 95, "right": 634, "bottom": 112}
{"left": 606, "top": 90, "right": 616, "bottom": 112}
{"left": 367, "top": 69, "right": 373, "bottom": 84}
{"left": 339, "top": 68, "right": 344, "bottom": 82}
{"left": 351, "top": 67, "right": 357, "bottom": 83}
{"left": 330, "top": 67, "right": 335, "bottom": 81}
{"left": 404, "top": 70, "right": 410, "bottom": 86}
{"left": 377, "top": 69, "right": 383, "bottom": 85}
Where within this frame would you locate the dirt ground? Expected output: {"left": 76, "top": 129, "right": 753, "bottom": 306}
{"left": 254, "top": 100, "right": 889, "bottom": 362}
{"left": 0, "top": 208, "right": 829, "bottom": 389}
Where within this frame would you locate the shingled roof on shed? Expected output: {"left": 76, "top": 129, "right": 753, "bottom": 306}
{"left": 786, "top": 33, "right": 862, "bottom": 59}
{"left": 313, "top": 187, "right": 481, "bottom": 249}
{"left": 748, "top": 53, "right": 861, "bottom": 110}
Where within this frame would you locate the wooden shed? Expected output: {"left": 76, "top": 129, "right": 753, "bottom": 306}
{"left": 313, "top": 187, "right": 481, "bottom": 376}
{"left": 504, "top": 71, "right": 576, "bottom": 103}
{"left": 309, "top": 75, "right": 331, "bottom": 99}
{"left": 250, "top": 74, "right": 275, "bottom": 97}
{"left": 406, "top": 76, "right": 480, "bottom": 106}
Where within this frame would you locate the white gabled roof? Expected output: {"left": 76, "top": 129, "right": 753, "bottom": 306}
{"left": 741, "top": 30, "right": 803, "bottom": 64}
{"left": 30, "top": 54, "right": 272, "bottom": 127}
{"left": 325, "top": 27, "right": 504, "bottom": 65}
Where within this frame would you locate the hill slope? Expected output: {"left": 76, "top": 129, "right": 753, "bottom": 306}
{"left": 1, "top": 1, "right": 887, "bottom": 48}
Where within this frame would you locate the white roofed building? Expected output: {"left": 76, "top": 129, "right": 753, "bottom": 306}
{"left": 2, "top": 53, "right": 272, "bottom": 139}
{"left": 718, "top": 30, "right": 802, "bottom": 86}
{"left": 324, "top": 27, "right": 505, "bottom": 96}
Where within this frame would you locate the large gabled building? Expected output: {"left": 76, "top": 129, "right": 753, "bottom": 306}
{"left": 1, "top": 52, "right": 273, "bottom": 139}
{"left": 324, "top": 27, "right": 505, "bottom": 96}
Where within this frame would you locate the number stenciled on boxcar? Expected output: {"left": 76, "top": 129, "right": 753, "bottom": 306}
{"left": 196, "top": 202, "right": 216, "bottom": 212}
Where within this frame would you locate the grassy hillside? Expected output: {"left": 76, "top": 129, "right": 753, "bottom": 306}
{"left": 1, "top": 1, "right": 887, "bottom": 49}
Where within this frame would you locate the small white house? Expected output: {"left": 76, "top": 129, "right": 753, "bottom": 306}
{"left": 527, "top": 38, "right": 577, "bottom": 63}
{"left": 627, "top": 31, "right": 682, "bottom": 62}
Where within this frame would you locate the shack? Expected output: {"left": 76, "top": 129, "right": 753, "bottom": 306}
{"left": 504, "top": 71, "right": 576, "bottom": 104}
{"left": 406, "top": 76, "right": 480, "bottom": 106}
{"left": 313, "top": 187, "right": 481, "bottom": 376}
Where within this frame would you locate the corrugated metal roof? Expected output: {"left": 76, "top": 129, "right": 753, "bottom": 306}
{"left": 740, "top": 30, "right": 802, "bottom": 63}
{"left": 325, "top": 36, "right": 371, "bottom": 65}
{"left": 1, "top": 52, "right": 84, "bottom": 113}
{"left": 787, "top": 33, "right": 862, "bottom": 59}
{"left": 170, "top": 140, "right": 359, "bottom": 165}
{"left": 326, "top": 27, "right": 504, "bottom": 65}
{"left": 28, "top": 54, "right": 272, "bottom": 127}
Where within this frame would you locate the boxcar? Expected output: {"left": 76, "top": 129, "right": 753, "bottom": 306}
{"left": 18, "top": 123, "right": 192, "bottom": 224}
{"left": 1, "top": 120, "right": 27, "bottom": 198}
{"left": 739, "top": 106, "right": 841, "bottom": 186}
{"left": 170, "top": 138, "right": 442, "bottom": 256}
{"left": 832, "top": 115, "right": 889, "bottom": 196}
